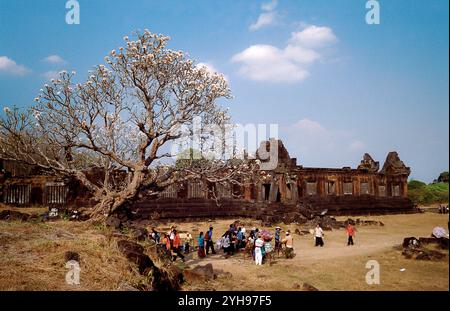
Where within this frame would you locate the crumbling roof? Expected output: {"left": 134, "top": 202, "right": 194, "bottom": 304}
{"left": 357, "top": 153, "right": 380, "bottom": 173}
{"left": 380, "top": 152, "right": 410, "bottom": 175}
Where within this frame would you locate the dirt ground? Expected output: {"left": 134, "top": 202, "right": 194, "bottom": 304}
{"left": 0, "top": 206, "right": 448, "bottom": 291}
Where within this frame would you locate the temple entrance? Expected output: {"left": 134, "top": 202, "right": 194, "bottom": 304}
{"left": 263, "top": 184, "right": 271, "bottom": 201}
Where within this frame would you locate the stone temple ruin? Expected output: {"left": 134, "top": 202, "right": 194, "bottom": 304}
{"left": 0, "top": 139, "right": 416, "bottom": 222}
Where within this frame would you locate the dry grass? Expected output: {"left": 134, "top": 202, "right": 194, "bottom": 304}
{"left": 0, "top": 219, "right": 150, "bottom": 291}
{"left": 173, "top": 212, "right": 449, "bottom": 291}
{"left": 0, "top": 208, "right": 448, "bottom": 291}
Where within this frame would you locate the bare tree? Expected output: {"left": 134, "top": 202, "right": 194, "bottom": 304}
{"left": 0, "top": 30, "right": 254, "bottom": 220}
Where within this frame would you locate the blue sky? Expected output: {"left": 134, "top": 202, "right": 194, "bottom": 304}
{"left": 0, "top": 0, "right": 448, "bottom": 182}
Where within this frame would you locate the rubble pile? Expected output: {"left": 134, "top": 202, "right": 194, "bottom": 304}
{"left": 401, "top": 236, "right": 448, "bottom": 261}
{"left": 116, "top": 239, "right": 183, "bottom": 291}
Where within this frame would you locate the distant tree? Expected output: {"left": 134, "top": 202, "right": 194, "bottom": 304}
{"left": 438, "top": 171, "right": 449, "bottom": 183}
{"left": 408, "top": 179, "right": 427, "bottom": 190}
{"left": 0, "top": 30, "right": 254, "bottom": 220}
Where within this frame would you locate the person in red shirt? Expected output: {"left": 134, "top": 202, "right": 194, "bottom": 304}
{"left": 172, "top": 230, "right": 185, "bottom": 262}
{"left": 346, "top": 223, "right": 356, "bottom": 246}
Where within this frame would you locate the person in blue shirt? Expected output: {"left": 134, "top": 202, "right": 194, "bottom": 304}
{"left": 197, "top": 232, "right": 206, "bottom": 258}
{"left": 205, "top": 226, "right": 216, "bottom": 255}
{"left": 236, "top": 227, "right": 244, "bottom": 250}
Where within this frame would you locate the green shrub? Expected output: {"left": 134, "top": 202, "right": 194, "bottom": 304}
{"left": 408, "top": 180, "right": 449, "bottom": 205}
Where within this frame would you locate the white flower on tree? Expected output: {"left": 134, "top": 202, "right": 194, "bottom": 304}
{"left": 0, "top": 30, "right": 253, "bottom": 220}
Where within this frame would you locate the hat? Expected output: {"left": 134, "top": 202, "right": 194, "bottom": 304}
{"left": 275, "top": 226, "right": 281, "bottom": 230}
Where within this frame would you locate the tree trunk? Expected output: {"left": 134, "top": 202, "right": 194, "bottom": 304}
{"left": 88, "top": 170, "right": 146, "bottom": 221}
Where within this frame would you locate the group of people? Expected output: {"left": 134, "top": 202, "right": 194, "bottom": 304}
{"left": 197, "top": 226, "right": 216, "bottom": 258}
{"left": 313, "top": 223, "right": 356, "bottom": 247}
{"left": 149, "top": 222, "right": 358, "bottom": 264}
{"left": 179, "top": 223, "right": 296, "bottom": 265}
{"left": 150, "top": 227, "right": 192, "bottom": 262}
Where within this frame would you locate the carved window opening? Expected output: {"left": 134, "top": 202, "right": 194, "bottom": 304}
{"left": 159, "top": 184, "right": 178, "bottom": 199}
{"left": 3, "top": 184, "right": 31, "bottom": 204}
{"left": 360, "top": 182, "right": 369, "bottom": 195}
{"left": 286, "top": 183, "right": 292, "bottom": 200}
{"left": 276, "top": 188, "right": 281, "bottom": 202}
{"left": 44, "top": 183, "right": 68, "bottom": 204}
{"left": 392, "top": 185, "right": 401, "bottom": 197}
{"left": 263, "top": 184, "right": 271, "bottom": 201}
{"left": 306, "top": 182, "right": 317, "bottom": 196}
{"left": 343, "top": 182, "right": 353, "bottom": 195}
{"left": 188, "top": 181, "right": 205, "bottom": 198}
{"left": 378, "top": 185, "right": 386, "bottom": 197}
{"left": 325, "top": 181, "right": 336, "bottom": 195}
{"left": 216, "top": 183, "right": 232, "bottom": 199}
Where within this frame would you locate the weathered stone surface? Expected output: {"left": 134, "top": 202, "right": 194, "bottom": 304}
{"left": 0, "top": 210, "right": 29, "bottom": 221}
{"left": 403, "top": 237, "right": 420, "bottom": 249}
{"left": 184, "top": 263, "right": 215, "bottom": 283}
{"left": 117, "top": 240, "right": 153, "bottom": 274}
{"left": 380, "top": 152, "right": 410, "bottom": 175}
{"left": 357, "top": 153, "right": 380, "bottom": 173}
{"left": 130, "top": 227, "right": 148, "bottom": 241}
{"left": 214, "top": 269, "right": 233, "bottom": 279}
{"left": 302, "top": 282, "right": 319, "bottom": 291}
{"left": 117, "top": 239, "right": 145, "bottom": 254}
{"left": 402, "top": 248, "right": 446, "bottom": 261}
{"left": 419, "top": 237, "right": 449, "bottom": 249}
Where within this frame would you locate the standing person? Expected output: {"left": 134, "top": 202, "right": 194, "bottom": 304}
{"left": 236, "top": 227, "right": 244, "bottom": 250}
{"left": 222, "top": 233, "right": 231, "bottom": 257}
{"left": 254, "top": 234, "right": 264, "bottom": 265}
{"left": 184, "top": 232, "right": 193, "bottom": 253}
{"left": 315, "top": 224, "right": 324, "bottom": 247}
{"left": 151, "top": 228, "right": 160, "bottom": 244}
{"left": 172, "top": 230, "right": 185, "bottom": 262}
{"left": 197, "top": 232, "right": 206, "bottom": 258}
{"left": 244, "top": 235, "right": 254, "bottom": 260}
{"left": 164, "top": 234, "right": 171, "bottom": 251}
{"left": 281, "top": 230, "right": 294, "bottom": 259}
{"left": 346, "top": 223, "right": 356, "bottom": 246}
{"left": 274, "top": 227, "right": 282, "bottom": 256}
{"left": 169, "top": 226, "right": 175, "bottom": 249}
{"left": 205, "top": 226, "right": 216, "bottom": 255}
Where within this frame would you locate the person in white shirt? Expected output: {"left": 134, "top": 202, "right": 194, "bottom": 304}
{"left": 254, "top": 234, "right": 264, "bottom": 265}
{"left": 314, "top": 224, "right": 324, "bottom": 247}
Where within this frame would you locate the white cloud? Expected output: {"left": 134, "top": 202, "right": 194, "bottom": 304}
{"left": 42, "top": 71, "right": 60, "bottom": 80}
{"left": 250, "top": 12, "right": 278, "bottom": 31}
{"left": 349, "top": 140, "right": 366, "bottom": 151}
{"left": 282, "top": 119, "right": 366, "bottom": 167}
{"left": 43, "top": 55, "right": 66, "bottom": 65}
{"left": 283, "top": 45, "right": 320, "bottom": 64}
{"left": 0, "top": 56, "right": 29, "bottom": 76}
{"left": 249, "top": 0, "right": 278, "bottom": 31}
{"left": 293, "top": 118, "right": 327, "bottom": 134}
{"left": 261, "top": 0, "right": 277, "bottom": 11}
{"left": 289, "top": 25, "right": 338, "bottom": 48}
{"left": 231, "top": 44, "right": 309, "bottom": 82}
{"left": 232, "top": 24, "right": 338, "bottom": 83}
